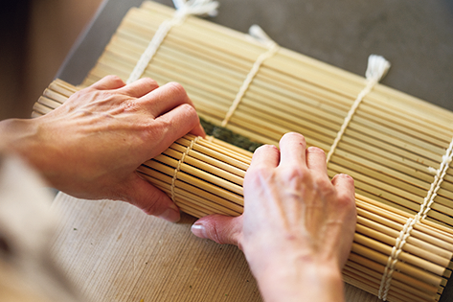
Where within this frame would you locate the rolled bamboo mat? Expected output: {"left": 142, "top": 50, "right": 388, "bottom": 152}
{"left": 33, "top": 79, "right": 453, "bottom": 302}
{"left": 75, "top": 1, "right": 453, "bottom": 232}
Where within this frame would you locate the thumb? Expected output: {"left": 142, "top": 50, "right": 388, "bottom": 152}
{"left": 191, "top": 214, "right": 243, "bottom": 248}
{"left": 122, "top": 172, "right": 181, "bottom": 222}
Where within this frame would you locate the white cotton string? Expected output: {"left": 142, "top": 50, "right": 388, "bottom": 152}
{"left": 221, "top": 25, "right": 280, "bottom": 127}
{"left": 377, "top": 138, "right": 453, "bottom": 300}
{"left": 173, "top": 0, "right": 219, "bottom": 18}
{"left": 127, "top": 0, "right": 219, "bottom": 84}
{"left": 420, "top": 138, "right": 453, "bottom": 219}
{"left": 326, "top": 55, "right": 391, "bottom": 164}
{"left": 378, "top": 218, "right": 416, "bottom": 300}
{"left": 427, "top": 166, "right": 438, "bottom": 174}
{"left": 170, "top": 137, "right": 199, "bottom": 202}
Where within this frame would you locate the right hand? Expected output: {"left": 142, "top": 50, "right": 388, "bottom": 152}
{"left": 191, "top": 132, "right": 356, "bottom": 301}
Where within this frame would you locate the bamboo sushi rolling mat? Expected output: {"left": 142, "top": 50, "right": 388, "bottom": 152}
{"left": 37, "top": 79, "right": 453, "bottom": 302}
{"left": 37, "top": 1, "right": 453, "bottom": 301}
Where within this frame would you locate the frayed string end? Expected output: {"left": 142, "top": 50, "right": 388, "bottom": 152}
{"left": 366, "top": 54, "right": 391, "bottom": 83}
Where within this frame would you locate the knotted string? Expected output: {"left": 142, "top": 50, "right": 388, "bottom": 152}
{"left": 127, "top": 0, "right": 219, "bottom": 84}
{"left": 378, "top": 139, "right": 453, "bottom": 300}
{"left": 221, "top": 25, "right": 280, "bottom": 127}
{"left": 326, "top": 55, "right": 391, "bottom": 164}
{"left": 170, "top": 137, "right": 200, "bottom": 202}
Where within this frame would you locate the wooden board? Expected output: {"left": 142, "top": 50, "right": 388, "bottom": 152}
{"left": 50, "top": 192, "right": 379, "bottom": 302}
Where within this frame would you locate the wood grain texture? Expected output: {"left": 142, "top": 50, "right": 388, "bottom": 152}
{"left": 51, "top": 192, "right": 379, "bottom": 302}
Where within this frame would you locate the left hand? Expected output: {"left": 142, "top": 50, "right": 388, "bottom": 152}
{"left": 3, "top": 76, "right": 205, "bottom": 221}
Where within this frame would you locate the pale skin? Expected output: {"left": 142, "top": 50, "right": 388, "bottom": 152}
{"left": 1, "top": 76, "right": 357, "bottom": 301}
{"left": 191, "top": 133, "right": 357, "bottom": 302}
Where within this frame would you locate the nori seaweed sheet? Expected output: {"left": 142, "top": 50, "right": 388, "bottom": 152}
{"left": 199, "top": 118, "right": 262, "bottom": 152}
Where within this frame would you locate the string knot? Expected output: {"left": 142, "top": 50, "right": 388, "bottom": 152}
{"left": 249, "top": 24, "right": 279, "bottom": 50}
{"left": 173, "top": 0, "right": 219, "bottom": 21}
{"left": 427, "top": 166, "right": 437, "bottom": 174}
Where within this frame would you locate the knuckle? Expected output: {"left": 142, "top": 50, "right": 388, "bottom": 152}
{"left": 143, "top": 120, "right": 165, "bottom": 139}
{"left": 122, "top": 99, "right": 138, "bottom": 111}
{"left": 165, "top": 82, "right": 187, "bottom": 98}
{"left": 244, "top": 166, "right": 273, "bottom": 191}
{"left": 69, "top": 90, "right": 84, "bottom": 101}
{"left": 281, "top": 165, "right": 307, "bottom": 182}
{"left": 315, "top": 177, "right": 333, "bottom": 192}
{"left": 210, "top": 226, "right": 226, "bottom": 244}
{"left": 176, "top": 103, "right": 199, "bottom": 126}
{"left": 105, "top": 75, "right": 124, "bottom": 85}
{"left": 336, "top": 187, "right": 355, "bottom": 207}
{"left": 141, "top": 197, "right": 160, "bottom": 215}
{"left": 201, "top": 218, "right": 228, "bottom": 244}
{"left": 141, "top": 77, "right": 158, "bottom": 89}
{"left": 180, "top": 102, "right": 197, "bottom": 115}
{"left": 336, "top": 192, "right": 355, "bottom": 209}
{"left": 247, "top": 164, "right": 271, "bottom": 180}
{"left": 143, "top": 77, "right": 158, "bottom": 85}
{"left": 106, "top": 74, "right": 121, "bottom": 81}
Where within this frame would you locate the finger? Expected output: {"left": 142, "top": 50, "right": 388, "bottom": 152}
{"left": 139, "top": 82, "right": 196, "bottom": 117}
{"left": 278, "top": 132, "right": 307, "bottom": 167}
{"left": 118, "top": 78, "right": 159, "bottom": 98}
{"left": 150, "top": 104, "right": 205, "bottom": 155}
{"left": 190, "top": 121, "right": 206, "bottom": 138}
{"left": 123, "top": 173, "right": 180, "bottom": 222}
{"left": 331, "top": 173, "right": 356, "bottom": 206}
{"left": 185, "top": 113, "right": 205, "bottom": 138}
{"left": 331, "top": 173, "right": 356, "bottom": 268}
{"left": 90, "top": 75, "right": 126, "bottom": 90}
{"left": 248, "top": 144, "right": 280, "bottom": 171}
{"left": 191, "top": 214, "right": 243, "bottom": 247}
{"left": 306, "top": 146, "right": 328, "bottom": 177}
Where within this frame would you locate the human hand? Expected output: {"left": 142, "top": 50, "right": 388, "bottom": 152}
{"left": 3, "top": 75, "right": 205, "bottom": 222}
{"left": 191, "top": 132, "right": 356, "bottom": 301}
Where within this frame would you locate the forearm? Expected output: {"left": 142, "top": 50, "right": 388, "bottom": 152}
{"left": 255, "top": 263, "right": 345, "bottom": 302}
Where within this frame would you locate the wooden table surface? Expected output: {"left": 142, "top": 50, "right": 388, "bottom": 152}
{"left": 51, "top": 193, "right": 380, "bottom": 302}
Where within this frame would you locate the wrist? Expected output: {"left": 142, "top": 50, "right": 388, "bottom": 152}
{"left": 0, "top": 118, "right": 50, "bottom": 177}
{"left": 254, "top": 260, "right": 345, "bottom": 302}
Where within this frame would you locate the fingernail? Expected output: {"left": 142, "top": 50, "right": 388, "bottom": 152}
{"left": 191, "top": 223, "right": 207, "bottom": 238}
{"left": 159, "top": 208, "right": 180, "bottom": 223}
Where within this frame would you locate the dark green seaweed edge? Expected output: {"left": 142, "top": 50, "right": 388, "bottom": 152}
{"left": 199, "top": 117, "right": 262, "bottom": 152}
